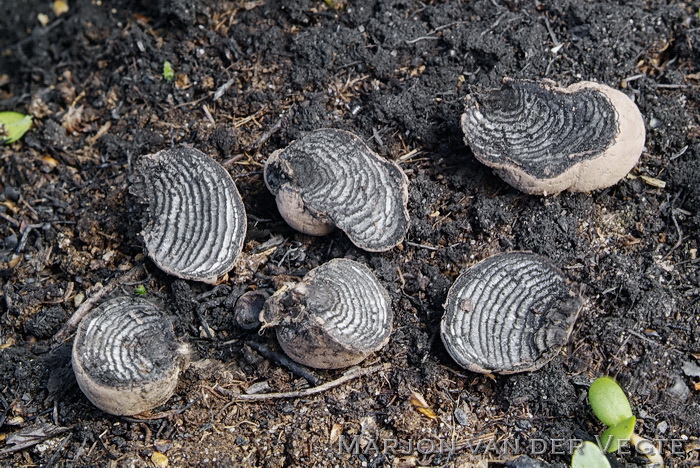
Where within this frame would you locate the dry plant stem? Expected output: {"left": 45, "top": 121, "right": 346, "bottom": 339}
{"left": 219, "top": 363, "right": 389, "bottom": 401}
{"left": 630, "top": 433, "right": 664, "bottom": 467}
{"left": 53, "top": 266, "right": 145, "bottom": 342}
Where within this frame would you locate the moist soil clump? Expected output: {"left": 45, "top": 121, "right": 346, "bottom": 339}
{"left": 1, "top": 0, "right": 699, "bottom": 466}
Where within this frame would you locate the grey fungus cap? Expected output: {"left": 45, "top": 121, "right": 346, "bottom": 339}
{"left": 441, "top": 252, "right": 582, "bottom": 374}
{"left": 261, "top": 258, "right": 393, "bottom": 369}
{"left": 72, "top": 296, "right": 190, "bottom": 416}
{"left": 132, "top": 147, "right": 247, "bottom": 284}
{"left": 264, "top": 129, "right": 410, "bottom": 252}
{"left": 461, "top": 79, "right": 646, "bottom": 195}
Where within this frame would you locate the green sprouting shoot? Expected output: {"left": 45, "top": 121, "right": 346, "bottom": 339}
{"left": 587, "top": 376, "right": 664, "bottom": 467}
{"left": 571, "top": 441, "right": 611, "bottom": 468}
{"left": 134, "top": 284, "right": 147, "bottom": 295}
{"left": 163, "top": 61, "right": 175, "bottom": 82}
{"left": 0, "top": 112, "right": 32, "bottom": 144}
{"left": 588, "top": 376, "right": 633, "bottom": 427}
{"left": 599, "top": 416, "right": 636, "bottom": 452}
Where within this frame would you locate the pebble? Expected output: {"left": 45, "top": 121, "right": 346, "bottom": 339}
{"left": 681, "top": 361, "right": 700, "bottom": 377}
{"left": 667, "top": 375, "right": 690, "bottom": 400}
{"left": 454, "top": 407, "right": 468, "bottom": 426}
{"left": 649, "top": 117, "right": 662, "bottom": 129}
{"left": 245, "top": 381, "right": 270, "bottom": 395}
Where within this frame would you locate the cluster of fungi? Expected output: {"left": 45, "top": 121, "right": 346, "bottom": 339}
{"left": 72, "top": 79, "right": 645, "bottom": 415}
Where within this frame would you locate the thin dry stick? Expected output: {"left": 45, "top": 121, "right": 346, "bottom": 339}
{"left": 218, "top": 363, "right": 389, "bottom": 401}
{"left": 53, "top": 266, "right": 145, "bottom": 342}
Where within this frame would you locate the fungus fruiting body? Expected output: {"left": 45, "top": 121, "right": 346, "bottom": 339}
{"left": 72, "top": 296, "right": 190, "bottom": 416}
{"left": 441, "top": 252, "right": 582, "bottom": 374}
{"left": 264, "top": 128, "right": 410, "bottom": 252}
{"left": 132, "top": 147, "right": 247, "bottom": 284}
{"left": 461, "top": 79, "right": 645, "bottom": 195}
{"left": 261, "top": 258, "right": 393, "bottom": 369}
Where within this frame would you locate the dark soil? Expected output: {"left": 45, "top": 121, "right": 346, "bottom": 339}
{"left": 1, "top": 0, "right": 699, "bottom": 466}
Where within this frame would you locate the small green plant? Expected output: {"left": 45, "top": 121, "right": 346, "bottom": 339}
{"left": 134, "top": 284, "right": 147, "bottom": 295}
{"left": 0, "top": 111, "right": 32, "bottom": 144}
{"left": 571, "top": 441, "right": 610, "bottom": 468}
{"left": 163, "top": 61, "right": 175, "bottom": 82}
{"left": 587, "top": 376, "right": 664, "bottom": 467}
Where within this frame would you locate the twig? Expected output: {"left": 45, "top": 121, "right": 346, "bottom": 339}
{"left": 662, "top": 206, "right": 683, "bottom": 261}
{"left": 53, "top": 266, "right": 145, "bottom": 342}
{"left": 45, "top": 433, "right": 72, "bottom": 468}
{"left": 217, "top": 363, "right": 389, "bottom": 401}
{"left": 246, "top": 341, "right": 321, "bottom": 386}
{"left": 406, "top": 21, "right": 469, "bottom": 44}
{"left": 543, "top": 16, "right": 560, "bottom": 46}
{"left": 656, "top": 84, "right": 690, "bottom": 89}
{"left": 406, "top": 241, "right": 439, "bottom": 251}
{"left": 249, "top": 116, "right": 283, "bottom": 151}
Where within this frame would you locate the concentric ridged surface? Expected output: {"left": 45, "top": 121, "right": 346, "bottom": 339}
{"left": 265, "top": 129, "right": 409, "bottom": 252}
{"left": 441, "top": 252, "right": 582, "bottom": 374}
{"left": 263, "top": 258, "right": 393, "bottom": 369}
{"left": 74, "top": 297, "right": 180, "bottom": 385}
{"left": 461, "top": 80, "right": 618, "bottom": 179}
{"left": 303, "top": 259, "right": 392, "bottom": 349}
{"left": 133, "top": 147, "right": 247, "bottom": 284}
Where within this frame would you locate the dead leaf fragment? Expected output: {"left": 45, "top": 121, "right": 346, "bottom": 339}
{"left": 409, "top": 391, "right": 437, "bottom": 419}
{"left": 151, "top": 451, "right": 169, "bottom": 467}
{"left": 52, "top": 0, "right": 69, "bottom": 16}
{"left": 639, "top": 175, "right": 666, "bottom": 189}
{"left": 61, "top": 104, "right": 84, "bottom": 133}
{"left": 0, "top": 423, "right": 69, "bottom": 454}
{"left": 37, "top": 13, "right": 50, "bottom": 26}
{"left": 329, "top": 423, "right": 343, "bottom": 445}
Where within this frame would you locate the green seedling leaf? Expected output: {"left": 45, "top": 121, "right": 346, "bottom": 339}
{"left": 588, "top": 376, "right": 633, "bottom": 426}
{"left": 163, "top": 60, "right": 174, "bottom": 82}
{"left": 571, "top": 441, "right": 611, "bottom": 468}
{"left": 134, "top": 285, "right": 147, "bottom": 295}
{"left": 0, "top": 112, "right": 32, "bottom": 144}
{"left": 599, "top": 416, "right": 636, "bottom": 453}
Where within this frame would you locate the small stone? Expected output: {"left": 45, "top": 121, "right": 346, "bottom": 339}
{"left": 245, "top": 381, "right": 271, "bottom": 395}
{"left": 667, "top": 375, "right": 690, "bottom": 400}
{"left": 681, "top": 361, "right": 700, "bottom": 377}
{"left": 454, "top": 407, "right": 468, "bottom": 426}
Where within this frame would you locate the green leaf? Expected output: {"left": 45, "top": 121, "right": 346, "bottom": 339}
{"left": 571, "top": 441, "right": 611, "bottom": 468}
{"left": 599, "top": 416, "right": 636, "bottom": 453}
{"left": 0, "top": 112, "right": 32, "bottom": 144}
{"left": 588, "top": 376, "right": 633, "bottom": 426}
{"left": 134, "top": 285, "right": 147, "bottom": 295}
{"left": 163, "top": 60, "right": 174, "bottom": 82}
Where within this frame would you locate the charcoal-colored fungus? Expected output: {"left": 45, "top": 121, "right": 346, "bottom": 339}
{"left": 72, "top": 297, "right": 190, "bottom": 416}
{"left": 261, "top": 258, "right": 393, "bottom": 369}
{"left": 264, "top": 129, "right": 410, "bottom": 252}
{"left": 461, "top": 79, "right": 645, "bottom": 195}
{"left": 441, "top": 252, "right": 582, "bottom": 374}
{"left": 132, "top": 147, "right": 247, "bottom": 284}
